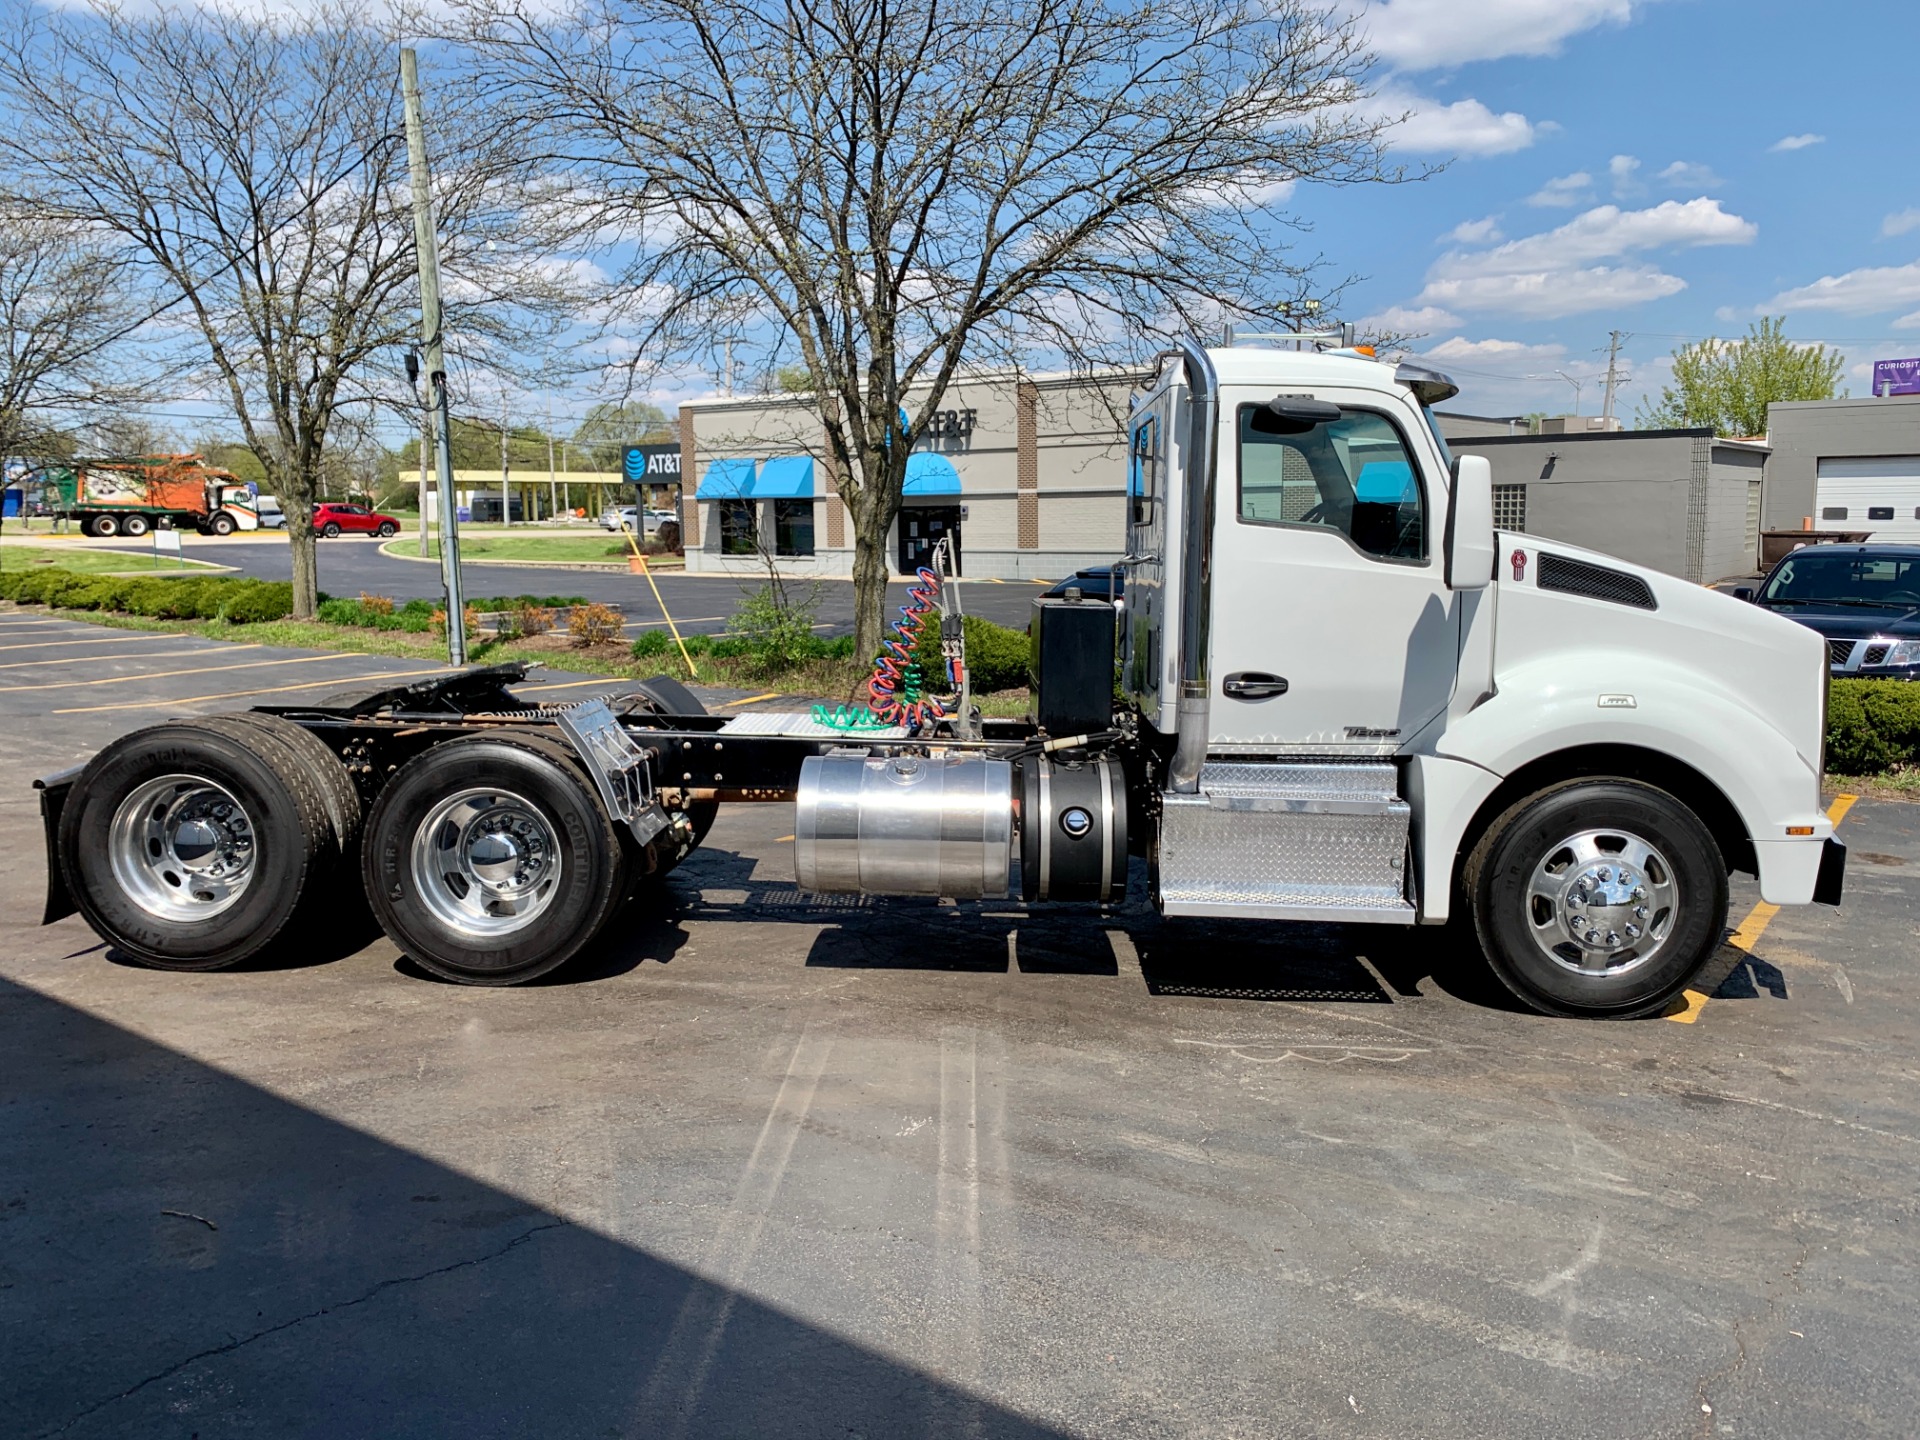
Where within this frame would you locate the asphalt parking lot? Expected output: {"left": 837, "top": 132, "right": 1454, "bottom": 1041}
{"left": 2, "top": 609, "right": 1917, "bottom": 1438}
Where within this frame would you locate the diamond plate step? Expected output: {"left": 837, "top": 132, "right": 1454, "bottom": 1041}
{"left": 1157, "top": 761, "right": 1414, "bottom": 923}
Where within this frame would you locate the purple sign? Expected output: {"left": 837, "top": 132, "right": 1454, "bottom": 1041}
{"left": 1873, "top": 357, "right": 1920, "bottom": 396}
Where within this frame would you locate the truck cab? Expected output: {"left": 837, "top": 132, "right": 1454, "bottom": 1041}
{"left": 1116, "top": 338, "right": 1840, "bottom": 1014}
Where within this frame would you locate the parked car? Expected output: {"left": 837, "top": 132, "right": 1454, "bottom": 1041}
{"left": 313, "top": 502, "right": 400, "bottom": 538}
{"left": 1740, "top": 543, "right": 1920, "bottom": 678}
{"left": 601, "top": 505, "right": 638, "bottom": 532}
{"left": 643, "top": 507, "right": 678, "bottom": 535}
{"left": 1040, "top": 565, "right": 1123, "bottom": 602}
{"left": 256, "top": 495, "right": 286, "bottom": 529}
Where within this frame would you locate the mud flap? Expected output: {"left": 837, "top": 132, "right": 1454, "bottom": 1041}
{"left": 34, "top": 766, "right": 83, "bottom": 925}
{"left": 1814, "top": 836, "right": 1847, "bottom": 907}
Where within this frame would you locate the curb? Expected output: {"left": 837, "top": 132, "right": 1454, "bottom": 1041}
{"left": 377, "top": 540, "right": 687, "bottom": 573}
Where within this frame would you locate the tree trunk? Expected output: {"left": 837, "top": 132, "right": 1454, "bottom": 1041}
{"left": 282, "top": 471, "right": 319, "bottom": 619}
{"left": 850, "top": 516, "right": 890, "bottom": 664}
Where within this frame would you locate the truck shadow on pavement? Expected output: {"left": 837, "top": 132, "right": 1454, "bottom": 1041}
{"left": 0, "top": 973, "right": 1072, "bottom": 1440}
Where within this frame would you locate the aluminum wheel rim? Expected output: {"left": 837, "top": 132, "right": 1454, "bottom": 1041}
{"left": 1524, "top": 827, "right": 1679, "bottom": 978}
{"left": 410, "top": 787, "right": 564, "bottom": 940}
{"left": 108, "top": 773, "right": 258, "bottom": 921}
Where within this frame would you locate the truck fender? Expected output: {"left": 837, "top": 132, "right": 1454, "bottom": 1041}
{"left": 1421, "top": 655, "right": 1832, "bottom": 913}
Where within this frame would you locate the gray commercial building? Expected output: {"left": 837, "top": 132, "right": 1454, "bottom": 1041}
{"left": 1440, "top": 423, "right": 1770, "bottom": 585}
{"left": 1763, "top": 393, "right": 1920, "bottom": 542}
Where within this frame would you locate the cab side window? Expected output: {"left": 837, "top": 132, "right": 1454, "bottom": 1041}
{"left": 1237, "top": 404, "right": 1427, "bottom": 562}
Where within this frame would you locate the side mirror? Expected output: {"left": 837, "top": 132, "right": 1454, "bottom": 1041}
{"left": 1444, "top": 454, "right": 1495, "bottom": 591}
{"left": 1733, "top": 586, "right": 1755, "bottom": 602}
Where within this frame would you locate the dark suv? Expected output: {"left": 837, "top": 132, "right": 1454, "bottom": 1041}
{"left": 1741, "top": 544, "right": 1920, "bottom": 679}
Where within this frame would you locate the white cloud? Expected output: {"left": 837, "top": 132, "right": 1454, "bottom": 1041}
{"left": 1765, "top": 260, "right": 1920, "bottom": 317}
{"left": 1423, "top": 336, "right": 1567, "bottom": 362}
{"left": 1360, "top": 304, "right": 1461, "bottom": 334}
{"left": 1770, "top": 134, "right": 1826, "bottom": 152}
{"left": 1359, "top": 0, "right": 1635, "bottom": 69}
{"left": 1608, "top": 154, "right": 1642, "bottom": 198}
{"left": 1882, "top": 209, "right": 1920, "bottom": 238}
{"left": 1441, "top": 216, "right": 1504, "bottom": 245}
{"left": 1415, "top": 198, "right": 1757, "bottom": 319}
{"left": 1528, "top": 172, "right": 1592, "bottom": 208}
{"left": 1897, "top": 311, "right": 1920, "bottom": 331}
{"left": 1658, "top": 160, "right": 1723, "bottom": 189}
{"left": 1371, "top": 87, "right": 1541, "bottom": 156}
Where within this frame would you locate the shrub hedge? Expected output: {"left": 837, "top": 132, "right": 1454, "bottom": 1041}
{"left": 0, "top": 567, "right": 295, "bottom": 623}
{"left": 913, "top": 612, "right": 1029, "bottom": 693}
{"left": 1826, "top": 679, "right": 1920, "bottom": 775}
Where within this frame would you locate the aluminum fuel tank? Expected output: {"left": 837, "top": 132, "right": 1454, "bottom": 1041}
{"left": 794, "top": 753, "right": 1014, "bottom": 898}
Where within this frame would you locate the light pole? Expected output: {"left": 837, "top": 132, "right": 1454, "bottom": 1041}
{"left": 1529, "top": 370, "right": 1585, "bottom": 415}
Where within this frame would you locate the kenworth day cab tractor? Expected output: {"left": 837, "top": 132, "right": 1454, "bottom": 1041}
{"left": 34, "top": 337, "right": 1846, "bottom": 1019}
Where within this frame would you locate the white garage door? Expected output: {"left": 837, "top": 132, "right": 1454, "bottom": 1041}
{"left": 1816, "top": 456, "right": 1920, "bottom": 541}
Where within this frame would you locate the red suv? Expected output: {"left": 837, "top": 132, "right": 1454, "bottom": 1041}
{"left": 313, "top": 503, "right": 400, "bottom": 538}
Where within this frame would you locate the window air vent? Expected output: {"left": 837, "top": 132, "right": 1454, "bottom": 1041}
{"left": 1536, "top": 553, "right": 1658, "bottom": 610}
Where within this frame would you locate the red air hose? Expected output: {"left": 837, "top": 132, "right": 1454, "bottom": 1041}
{"left": 868, "top": 566, "right": 947, "bottom": 728}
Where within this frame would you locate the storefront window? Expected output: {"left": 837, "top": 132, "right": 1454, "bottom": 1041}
{"left": 774, "top": 499, "right": 815, "bottom": 556}
{"left": 719, "top": 500, "right": 757, "bottom": 555}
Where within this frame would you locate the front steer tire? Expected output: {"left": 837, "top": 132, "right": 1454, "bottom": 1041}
{"left": 362, "top": 731, "right": 630, "bottom": 985}
{"left": 58, "top": 722, "right": 334, "bottom": 971}
{"left": 1465, "top": 778, "right": 1730, "bottom": 1020}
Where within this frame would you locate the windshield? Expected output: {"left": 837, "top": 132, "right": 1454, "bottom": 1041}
{"left": 1421, "top": 406, "right": 1455, "bottom": 471}
{"left": 1761, "top": 551, "right": 1920, "bottom": 606}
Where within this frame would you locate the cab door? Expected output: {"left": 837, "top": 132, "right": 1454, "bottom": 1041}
{"left": 1206, "top": 389, "right": 1458, "bottom": 753}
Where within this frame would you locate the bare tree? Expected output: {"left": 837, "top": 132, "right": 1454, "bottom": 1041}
{"left": 0, "top": 204, "right": 147, "bottom": 465}
{"left": 457, "top": 0, "right": 1403, "bottom": 655}
{"left": 0, "top": 0, "right": 580, "bottom": 616}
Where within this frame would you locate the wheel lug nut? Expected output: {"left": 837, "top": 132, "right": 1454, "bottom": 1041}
{"left": 1585, "top": 929, "right": 1600, "bottom": 944}
{"left": 1626, "top": 923, "right": 1641, "bottom": 938}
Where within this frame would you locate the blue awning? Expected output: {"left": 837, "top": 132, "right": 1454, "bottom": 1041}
{"left": 755, "top": 455, "right": 815, "bottom": 498}
{"left": 697, "top": 457, "right": 755, "bottom": 499}
{"left": 903, "top": 452, "right": 961, "bottom": 496}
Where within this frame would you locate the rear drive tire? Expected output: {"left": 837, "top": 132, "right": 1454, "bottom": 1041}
{"left": 121, "top": 514, "right": 151, "bottom": 537}
{"left": 1466, "top": 779, "right": 1729, "bottom": 1019}
{"left": 58, "top": 722, "right": 333, "bottom": 970}
{"left": 91, "top": 514, "right": 120, "bottom": 537}
{"left": 363, "top": 731, "right": 629, "bottom": 985}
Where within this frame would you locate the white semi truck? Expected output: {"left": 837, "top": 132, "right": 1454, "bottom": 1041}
{"left": 35, "top": 336, "right": 1845, "bottom": 1018}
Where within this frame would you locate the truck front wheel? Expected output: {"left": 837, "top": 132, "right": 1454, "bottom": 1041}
{"left": 1465, "top": 779, "right": 1729, "bottom": 1019}
{"left": 209, "top": 512, "right": 236, "bottom": 536}
{"left": 362, "top": 732, "right": 629, "bottom": 985}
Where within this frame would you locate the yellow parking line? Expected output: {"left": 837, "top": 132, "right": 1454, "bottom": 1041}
{"left": 1, "top": 652, "right": 358, "bottom": 692}
{"left": 1669, "top": 792, "right": 1859, "bottom": 1023}
{"left": 716, "top": 691, "right": 780, "bottom": 709}
{"left": 0, "top": 633, "right": 180, "bottom": 653}
{"left": 52, "top": 667, "right": 447, "bottom": 714}
{"left": 0, "top": 645, "right": 248, "bottom": 671}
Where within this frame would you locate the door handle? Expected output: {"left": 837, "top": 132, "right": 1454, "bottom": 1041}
{"left": 1223, "top": 672, "right": 1288, "bottom": 699}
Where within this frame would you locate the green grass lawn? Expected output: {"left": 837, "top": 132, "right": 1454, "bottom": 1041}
{"left": 0, "top": 545, "right": 222, "bottom": 576}
{"left": 388, "top": 534, "right": 676, "bottom": 564}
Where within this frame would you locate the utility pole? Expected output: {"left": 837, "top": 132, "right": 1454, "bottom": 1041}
{"left": 401, "top": 47, "right": 466, "bottom": 666}
{"left": 1600, "top": 330, "right": 1630, "bottom": 424}
{"left": 546, "top": 390, "right": 556, "bottom": 524}
{"left": 414, "top": 364, "right": 431, "bottom": 558}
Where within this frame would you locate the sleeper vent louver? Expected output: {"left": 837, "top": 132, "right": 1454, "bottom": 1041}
{"left": 1535, "top": 553, "right": 1657, "bottom": 611}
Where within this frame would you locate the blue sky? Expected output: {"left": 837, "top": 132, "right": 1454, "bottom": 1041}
{"left": 1311, "top": 0, "right": 1920, "bottom": 419}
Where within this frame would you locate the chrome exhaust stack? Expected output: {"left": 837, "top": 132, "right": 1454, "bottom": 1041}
{"left": 1168, "top": 336, "right": 1219, "bottom": 795}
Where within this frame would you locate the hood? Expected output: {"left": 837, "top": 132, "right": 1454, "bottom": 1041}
{"left": 1494, "top": 534, "right": 1829, "bottom": 773}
